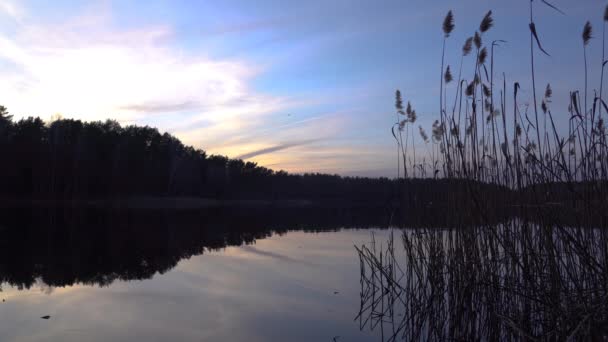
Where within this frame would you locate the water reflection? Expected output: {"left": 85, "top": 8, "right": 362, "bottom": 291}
{"left": 0, "top": 207, "right": 395, "bottom": 342}
{"left": 0, "top": 207, "right": 393, "bottom": 290}
{"left": 356, "top": 219, "right": 608, "bottom": 341}
{"left": 2, "top": 207, "right": 605, "bottom": 341}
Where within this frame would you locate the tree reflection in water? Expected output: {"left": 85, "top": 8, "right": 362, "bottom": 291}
{"left": 0, "top": 206, "right": 389, "bottom": 290}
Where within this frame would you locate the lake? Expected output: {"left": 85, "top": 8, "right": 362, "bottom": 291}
{"left": 0, "top": 207, "right": 394, "bottom": 342}
{"left": 0, "top": 207, "right": 606, "bottom": 341}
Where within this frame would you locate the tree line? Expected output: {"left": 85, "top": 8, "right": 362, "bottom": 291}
{"left": 0, "top": 106, "right": 400, "bottom": 202}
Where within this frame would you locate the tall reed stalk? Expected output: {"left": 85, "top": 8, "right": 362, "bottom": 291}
{"left": 389, "top": 2, "right": 607, "bottom": 210}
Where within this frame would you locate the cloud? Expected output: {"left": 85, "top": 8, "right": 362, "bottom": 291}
{"left": 0, "top": 3, "right": 284, "bottom": 129}
{"left": 119, "top": 101, "right": 201, "bottom": 114}
{"left": 236, "top": 139, "right": 318, "bottom": 160}
{"left": 0, "top": 0, "right": 22, "bottom": 21}
{"left": 0, "top": 2, "right": 374, "bottom": 176}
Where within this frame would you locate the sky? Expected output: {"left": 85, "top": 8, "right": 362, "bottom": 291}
{"left": 0, "top": 0, "right": 605, "bottom": 177}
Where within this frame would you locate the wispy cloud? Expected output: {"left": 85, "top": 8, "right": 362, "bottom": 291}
{"left": 236, "top": 139, "right": 318, "bottom": 160}
{"left": 119, "top": 101, "right": 201, "bottom": 114}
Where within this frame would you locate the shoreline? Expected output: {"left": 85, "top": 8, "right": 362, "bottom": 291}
{"left": 0, "top": 197, "right": 392, "bottom": 209}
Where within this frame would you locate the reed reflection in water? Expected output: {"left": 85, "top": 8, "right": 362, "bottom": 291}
{"left": 357, "top": 219, "right": 608, "bottom": 341}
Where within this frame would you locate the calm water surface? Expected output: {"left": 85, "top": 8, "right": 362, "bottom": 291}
{"left": 0, "top": 214, "right": 390, "bottom": 342}
{"left": 2, "top": 207, "right": 606, "bottom": 340}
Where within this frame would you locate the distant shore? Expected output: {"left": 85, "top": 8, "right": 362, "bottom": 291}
{"left": 0, "top": 197, "right": 396, "bottom": 209}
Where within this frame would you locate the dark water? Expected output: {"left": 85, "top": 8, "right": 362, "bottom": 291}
{"left": 0, "top": 208, "right": 392, "bottom": 342}
{"left": 1, "top": 207, "right": 606, "bottom": 341}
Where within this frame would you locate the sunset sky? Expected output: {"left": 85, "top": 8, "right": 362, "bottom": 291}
{"left": 0, "top": 0, "right": 604, "bottom": 177}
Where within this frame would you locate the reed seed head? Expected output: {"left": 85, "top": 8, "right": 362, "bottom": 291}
{"left": 541, "top": 100, "right": 547, "bottom": 114}
{"left": 474, "top": 31, "right": 482, "bottom": 49}
{"left": 451, "top": 126, "right": 459, "bottom": 136}
{"left": 432, "top": 120, "right": 444, "bottom": 142}
{"left": 395, "top": 90, "right": 404, "bottom": 114}
{"left": 463, "top": 37, "right": 473, "bottom": 56}
{"left": 479, "top": 11, "right": 494, "bottom": 33}
{"left": 399, "top": 119, "right": 406, "bottom": 131}
{"left": 443, "top": 10, "right": 455, "bottom": 37}
{"left": 444, "top": 66, "right": 453, "bottom": 84}
{"left": 605, "top": 5, "right": 608, "bottom": 21}
{"left": 482, "top": 83, "right": 491, "bottom": 98}
{"left": 545, "top": 84, "right": 552, "bottom": 99}
{"left": 419, "top": 126, "right": 429, "bottom": 143}
{"left": 465, "top": 82, "right": 475, "bottom": 97}
{"left": 583, "top": 21, "right": 592, "bottom": 46}
{"left": 478, "top": 47, "right": 488, "bottom": 64}
{"left": 408, "top": 109, "right": 417, "bottom": 123}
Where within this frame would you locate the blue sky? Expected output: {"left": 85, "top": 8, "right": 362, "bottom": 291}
{"left": 0, "top": 0, "right": 605, "bottom": 177}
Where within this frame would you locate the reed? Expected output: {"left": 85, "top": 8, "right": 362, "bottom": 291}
{"left": 357, "top": 217, "right": 608, "bottom": 340}
{"left": 389, "top": 2, "right": 608, "bottom": 209}
{"left": 374, "top": 4, "right": 608, "bottom": 339}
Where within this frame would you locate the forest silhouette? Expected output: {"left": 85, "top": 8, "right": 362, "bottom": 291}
{"left": 0, "top": 106, "right": 397, "bottom": 201}
{"left": 0, "top": 105, "right": 517, "bottom": 208}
